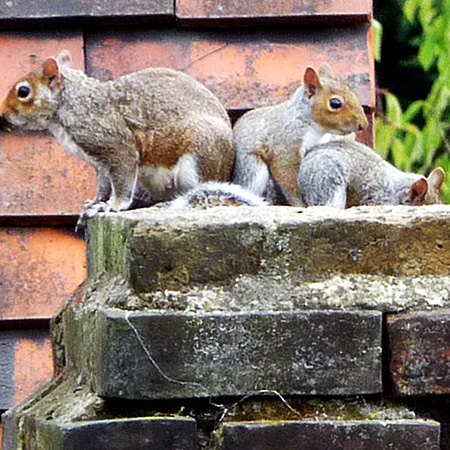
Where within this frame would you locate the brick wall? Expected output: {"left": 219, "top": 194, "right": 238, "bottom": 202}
{"left": 0, "top": 0, "right": 374, "bottom": 442}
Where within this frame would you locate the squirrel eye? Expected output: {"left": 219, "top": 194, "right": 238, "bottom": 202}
{"left": 17, "top": 84, "right": 32, "bottom": 100}
{"left": 329, "top": 97, "right": 343, "bottom": 110}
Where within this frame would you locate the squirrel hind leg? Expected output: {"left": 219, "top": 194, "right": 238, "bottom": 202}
{"left": 171, "top": 153, "right": 202, "bottom": 192}
{"left": 232, "top": 152, "right": 272, "bottom": 198}
{"left": 299, "top": 160, "right": 347, "bottom": 208}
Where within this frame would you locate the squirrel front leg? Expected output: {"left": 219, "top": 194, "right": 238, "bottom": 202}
{"left": 105, "top": 149, "right": 140, "bottom": 212}
{"left": 76, "top": 165, "right": 112, "bottom": 231}
{"left": 76, "top": 150, "right": 139, "bottom": 231}
{"left": 82, "top": 165, "right": 111, "bottom": 210}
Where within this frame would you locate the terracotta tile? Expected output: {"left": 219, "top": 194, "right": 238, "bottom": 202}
{"left": 0, "top": 228, "right": 86, "bottom": 320}
{"left": 86, "top": 26, "right": 374, "bottom": 111}
{"left": 0, "top": 0, "right": 173, "bottom": 21}
{"left": 0, "top": 32, "right": 96, "bottom": 216}
{"left": 13, "top": 335, "right": 53, "bottom": 404}
{"left": 0, "top": 30, "right": 84, "bottom": 104}
{"left": 0, "top": 134, "right": 96, "bottom": 216}
{"left": 0, "top": 329, "right": 52, "bottom": 409}
{"left": 177, "top": 0, "right": 372, "bottom": 23}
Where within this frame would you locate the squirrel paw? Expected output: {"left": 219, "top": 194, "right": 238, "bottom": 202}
{"left": 75, "top": 201, "right": 109, "bottom": 232}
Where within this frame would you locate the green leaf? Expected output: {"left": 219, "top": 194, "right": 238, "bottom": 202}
{"left": 404, "top": 0, "right": 420, "bottom": 22}
{"left": 418, "top": 36, "right": 437, "bottom": 70}
{"left": 384, "top": 92, "right": 403, "bottom": 127}
{"left": 375, "top": 119, "right": 396, "bottom": 159}
{"left": 403, "top": 100, "right": 424, "bottom": 122}
{"left": 403, "top": 122, "right": 424, "bottom": 162}
{"left": 372, "top": 19, "right": 383, "bottom": 62}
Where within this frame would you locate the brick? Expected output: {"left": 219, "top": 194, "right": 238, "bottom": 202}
{"left": 0, "top": 329, "right": 52, "bottom": 409}
{"left": 214, "top": 420, "right": 440, "bottom": 450}
{"left": 86, "top": 26, "right": 374, "bottom": 110}
{"left": 39, "top": 417, "right": 197, "bottom": 450}
{"left": 0, "top": 228, "right": 87, "bottom": 320}
{"left": 65, "top": 307, "right": 382, "bottom": 399}
{"left": 87, "top": 206, "right": 450, "bottom": 293}
{"left": 177, "top": 0, "right": 372, "bottom": 24}
{"left": 0, "top": 0, "right": 173, "bottom": 23}
{"left": 388, "top": 310, "right": 450, "bottom": 396}
{"left": 0, "top": 134, "right": 96, "bottom": 216}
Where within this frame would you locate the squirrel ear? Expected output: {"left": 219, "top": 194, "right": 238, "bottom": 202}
{"left": 303, "top": 67, "right": 322, "bottom": 98}
{"left": 427, "top": 167, "right": 445, "bottom": 191}
{"left": 42, "top": 57, "right": 60, "bottom": 78}
{"left": 409, "top": 178, "right": 428, "bottom": 199}
{"left": 319, "top": 63, "right": 333, "bottom": 79}
{"left": 56, "top": 50, "right": 72, "bottom": 69}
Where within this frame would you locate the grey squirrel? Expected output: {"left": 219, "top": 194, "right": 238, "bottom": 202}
{"left": 232, "top": 63, "right": 368, "bottom": 205}
{"left": 0, "top": 50, "right": 234, "bottom": 227}
{"left": 298, "top": 139, "right": 445, "bottom": 208}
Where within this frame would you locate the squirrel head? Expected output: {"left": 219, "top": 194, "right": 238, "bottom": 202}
{"left": 0, "top": 50, "right": 72, "bottom": 130}
{"left": 406, "top": 167, "right": 445, "bottom": 205}
{"left": 304, "top": 63, "right": 368, "bottom": 135}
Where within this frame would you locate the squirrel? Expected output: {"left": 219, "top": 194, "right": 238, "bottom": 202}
{"left": 0, "top": 50, "right": 235, "bottom": 227}
{"left": 166, "top": 181, "right": 267, "bottom": 209}
{"left": 232, "top": 63, "right": 369, "bottom": 205}
{"left": 298, "top": 139, "right": 445, "bottom": 208}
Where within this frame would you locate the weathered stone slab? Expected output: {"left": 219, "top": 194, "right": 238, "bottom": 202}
{"left": 214, "top": 420, "right": 440, "bottom": 450}
{"left": 65, "top": 307, "right": 382, "bottom": 399}
{"left": 38, "top": 418, "right": 197, "bottom": 450}
{"left": 388, "top": 310, "right": 450, "bottom": 396}
{"left": 87, "top": 205, "right": 450, "bottom": 294}
{"left": 1, "top": 378, "right": 197, "bottom": 450}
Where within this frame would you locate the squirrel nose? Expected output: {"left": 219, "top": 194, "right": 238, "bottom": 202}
{"left": 357, "top": 114, "right": 369, "bottom": 132}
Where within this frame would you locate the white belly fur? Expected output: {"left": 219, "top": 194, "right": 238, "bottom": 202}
{"left": 139, "top": 153, "right": 201, "bottom": 201}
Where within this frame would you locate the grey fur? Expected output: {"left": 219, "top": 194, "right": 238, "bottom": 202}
{"left": 1, "top": 52, "right": 235, "bottom": 228}
{"left": 168, "top": 182, "right": 267, "bottom": 209}
{"left": 232, "top": 86, "right": 311, "bottom": 204}
{"left": 298, "top": 140, "right": 442, "bottom": 208}
{"left": 232, "top": 68, "right": 368, "bottom": 206}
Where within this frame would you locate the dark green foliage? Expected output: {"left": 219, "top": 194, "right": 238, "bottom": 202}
{"left": 375, "top": 0, "right": 450, "bottom": 202}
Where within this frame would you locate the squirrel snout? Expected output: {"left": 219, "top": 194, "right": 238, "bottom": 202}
{"left": 357, "top": 113, "right": 369, "bottom": 133}
{"left": 0, "top": 114, "right": 11, "bottom": 131}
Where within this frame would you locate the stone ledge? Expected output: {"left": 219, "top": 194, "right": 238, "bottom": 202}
{"left": 38, "top": 417, "right": 197, "bottom": 450}
{"left": 3, "top": 377, "right": 438, "bottom": 450}
{"left": 388, "top": 310, "right": 450, "bottom": 396}
{"left": 1, "top": 378, "right": 197, "bottom": 450}
{"left": 87, "top": 205, "right": 450, "bottom": 293}
{"left": 88, "top": 273, "right": 450, "bottom": 314}
{"left": 64, "top": 306, "right": 382, "bottom": 399}
{"left": 214, "top": 420, "right": 441, "bottom": 450}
